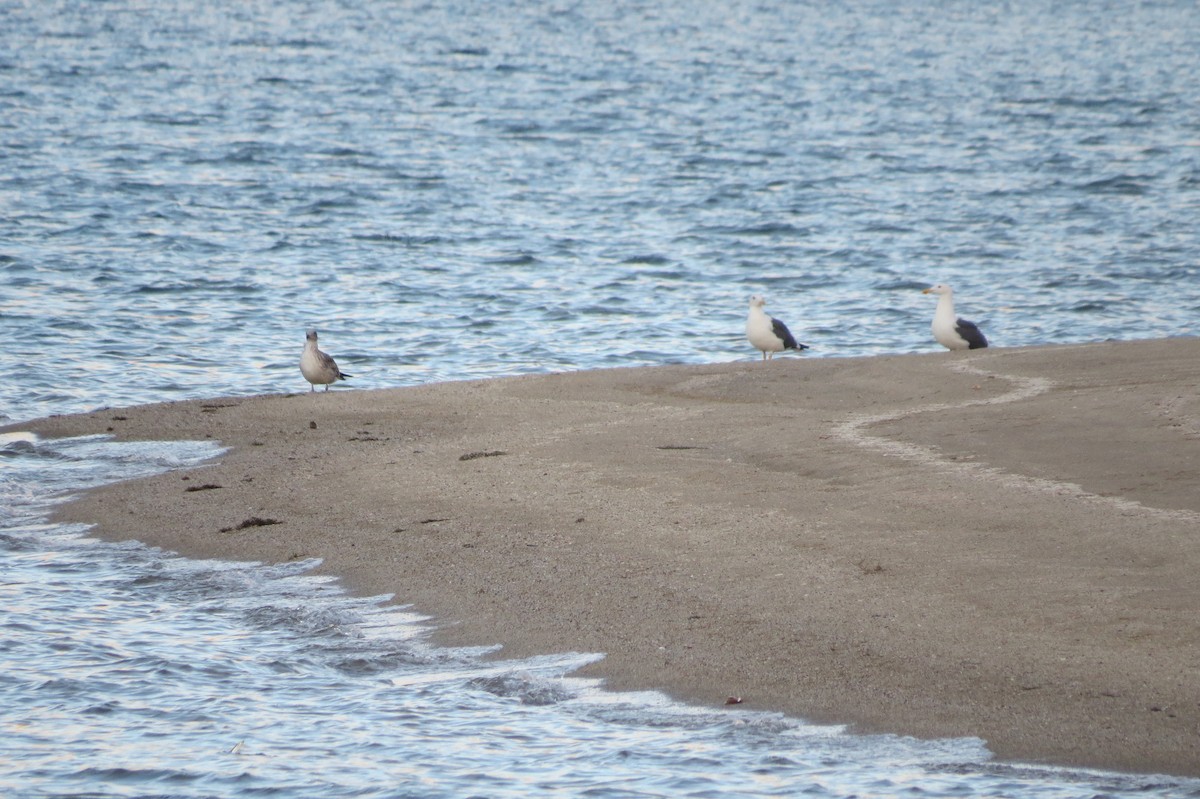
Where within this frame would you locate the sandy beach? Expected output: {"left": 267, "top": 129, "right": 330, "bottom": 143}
{"left": 10, "top": 337, "right": 1200, "bottom": 777}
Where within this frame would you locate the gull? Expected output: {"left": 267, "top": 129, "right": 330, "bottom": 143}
{"left": 746, "top": 295, "right": 810, "bottom": 361}
{"left": 300, "top": 329, "right": 351, "bottom": 391}
{"left": 922, "top": 284, "right": 988, "bottom": 350}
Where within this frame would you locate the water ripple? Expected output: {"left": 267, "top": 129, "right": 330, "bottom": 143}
{"left": 2, "top": 0, "right": 1199, "bottom": 422}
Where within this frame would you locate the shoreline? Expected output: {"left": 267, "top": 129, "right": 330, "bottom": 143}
{"left": 8, "top": 338, "right": 1200, "bottom": 777}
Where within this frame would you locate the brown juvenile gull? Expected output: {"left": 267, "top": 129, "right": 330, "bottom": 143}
{"left": 745, "top": 294, "right": 810, "bottom": 361}
{"left": 300, "top": 329, "right": 351, "bottom": 391}
{"left": 922, "top": 284, "right": 988, "bottom": 350}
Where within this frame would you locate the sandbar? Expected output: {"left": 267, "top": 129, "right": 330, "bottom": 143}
{"left": 9, "top": 338, "right": 1200, "bottom": 776}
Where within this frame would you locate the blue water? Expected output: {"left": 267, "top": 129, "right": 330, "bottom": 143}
{"left": 3, "top": 0, "right": 1200, "bottom": 795}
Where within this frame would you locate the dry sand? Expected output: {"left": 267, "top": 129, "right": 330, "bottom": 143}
{"left": 9, "top": 337, "right": 1200, "bottom": 776}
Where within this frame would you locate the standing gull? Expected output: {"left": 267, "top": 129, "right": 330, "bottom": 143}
{"left": 300, "top": 329, "right": 351, "bottom": 391}
{"left": 922, "top": 284, "right": 988, "bottom": 350}
{"left": 746, "top": 294, "right": 810, "bottom": 361}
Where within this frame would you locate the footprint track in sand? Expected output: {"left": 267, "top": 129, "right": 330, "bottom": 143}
{"left": 831, "top": 356, "right": 1200, "bottom": 525}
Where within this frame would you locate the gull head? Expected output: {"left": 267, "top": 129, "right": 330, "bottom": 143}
{"left": 749, "top": 294, "right": 767, "bottom": 309}
{"left": 922, "top": 284, "right": 953, "bottom": 297}
{"left": 305, "top": 329, "right": 318, "bottom": 342}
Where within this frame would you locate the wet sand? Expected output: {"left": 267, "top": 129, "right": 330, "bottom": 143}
{"left": 10, "top": 337, "right": 1200, "bottom": 776}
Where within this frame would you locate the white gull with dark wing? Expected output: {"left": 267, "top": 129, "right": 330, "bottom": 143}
{"left": 922, "top": 284, "right": 988, "bottom": 351}
{"left": 746, "top": 294, "right": 810, "bottom": 361}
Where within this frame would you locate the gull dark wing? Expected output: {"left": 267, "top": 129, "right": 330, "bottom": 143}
{"left": 955, "top": 318, "right": 988, "bottom": 349}
{"left": 771, "top": 318, "right": 810, "bottom": 351}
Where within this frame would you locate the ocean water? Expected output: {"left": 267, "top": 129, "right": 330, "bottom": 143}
{"left": 4, "top": 0, "right": 1200, "bottom": 420}
{"left": 2, "top": 0, "right": 1200, "bottom": 795}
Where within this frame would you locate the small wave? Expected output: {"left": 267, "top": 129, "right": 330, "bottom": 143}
{"left": 486, "top": 253, "right": 540, "bottom": 266}
{"left": 134, "top": 278, "right": 258, "bottom": 294}
{"left": 218, "top": 142, "right": 273, "bottom": 164}
{"left": 318, "top": 146, "right": 369, "bottom": 158}
{"left": 278, "top": 38, "right": 332, "bottom": 50}
{"left": 134, "top": 112, "right": 218, "bottom": 127}
{"left": 873, "top": 279, "right": 932, "bottom": 292}
{"left": 1077, "top": 174, "right": 1154, "bottom": 195}
{"left": 353, "top": 233, "right": 446, "bottom": 246}
{"left": 1055, "top": 96, "right": 1127, "bottom": 109}
{"left": 1068, "top": 301, "right": 1112, "bottom": 313}
{"left": 0, "top": 438, "right": 70, "bottom": 461}
{"left": 700, "top": 222, "right": 810, "bottom": 237}
{"left": 295, "top": 197, "right": 366, "bottom": 215}
{"left": 71, "top": 765, "right": 201, "bottom": 786}
{"left": 469, "top": 671, "right": 578, "bottom": 706}
{"left": 861, "top": 223, "right": 915, "bottom": 234}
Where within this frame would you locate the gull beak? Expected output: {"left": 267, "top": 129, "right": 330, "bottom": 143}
{"left": 921, "top": 287, "right": 934, "bottom": 294}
